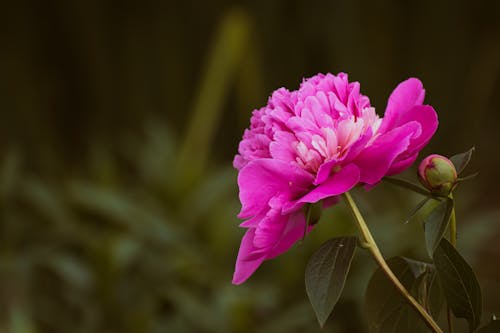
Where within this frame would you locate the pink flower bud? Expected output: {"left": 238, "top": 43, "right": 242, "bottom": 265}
{"left": 418, "top": 154, "right": 457, "bottom": 195}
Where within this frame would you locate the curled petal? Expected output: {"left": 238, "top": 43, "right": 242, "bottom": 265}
{"left": 386, "top": 105, "right": 438, "bottom": 175}
{"left": 267, "top": 211, "right": 309, "bottom": 259}
{"left": 397, "top": 105, "right": 438, "bottom": 153}
{"left": 232, "top": 229, "right": 266, "bottom": 285}
{"left": 233, "top": 211, "right": 310, "bottom": 284}
{"left": 386, "top": 152, "right": 419, "bottom": 176}
{"left": 284, "top": 163, "right": 360, "bottom": 213}
{"left": 237, "top": 159, "right": 313, "bottom": 219}
{"left": 355, "top": 122, "right": 420, "bottom": 184}
{"left": 254, "top": 209, "right": 287, "bottom": 249}
{"left": 379, "top": 78, "right": 425, "bottom": 134}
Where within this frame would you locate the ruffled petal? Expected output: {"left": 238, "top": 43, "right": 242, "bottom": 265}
{"left": 233, "top": 211, "right": 309, "bottom": 284}
{"left": 396, "top": 105, "right": 438, "bottom": 153}
{"left": 314, "top": 128, "right": 372, "bottom": 185}
{"left": 284, "top": 163, "right": 360, "bottom": 212}
{"left": 314, "top": 159, "right": 340, "bottom": 185}
{"left": 378, "top": 78, "right": 425, "bottom": 134}
{"left": 266, "top": 211, "right": 309, "bottom": 259}
{"left": 253, "top": 209, "right": 287, "bottom": 249}
{"left": 386, "top": 152, "right": 419, "bottom": 176}
{"left": 385, "top": 105, "right": 438, "bottom": 175}
{"left": 232, "top": 229, "right": 266, "bottom": 285}
{"left": 237, "top": 159, "right": 313, "bottom": 219}
{"left": 355, "top": 122, "right": 420, "bottom": 184}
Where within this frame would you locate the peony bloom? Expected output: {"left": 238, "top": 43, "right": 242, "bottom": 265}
{"left": 232, "top": 73, "right": 438, "bottom": 284}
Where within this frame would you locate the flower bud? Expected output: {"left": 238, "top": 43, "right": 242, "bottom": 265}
{"left": 418, "top": 154, "right": 457, "bottom": 195}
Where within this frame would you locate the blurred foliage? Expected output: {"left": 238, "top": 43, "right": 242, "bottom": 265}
{"left": 1, "top": 0, "right": 500, "bottom": 332}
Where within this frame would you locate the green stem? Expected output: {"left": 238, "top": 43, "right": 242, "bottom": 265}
{"left": 447, "top": 193, "right": 457, "bottom": 333}
{"left": 342, "top": 192, "right": 443, "bottom": 333}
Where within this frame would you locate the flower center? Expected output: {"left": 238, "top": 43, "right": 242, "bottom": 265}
{"left": 294, "top": 107, "right": 381, "bottom": 173}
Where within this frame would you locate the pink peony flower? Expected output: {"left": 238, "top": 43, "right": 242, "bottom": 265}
{"left": 232, "top": 73, "right": 438, "bottom": 284}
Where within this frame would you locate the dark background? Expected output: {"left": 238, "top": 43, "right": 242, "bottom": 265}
{"left": 1, "top": 1, "right": 499, "bottom": 332}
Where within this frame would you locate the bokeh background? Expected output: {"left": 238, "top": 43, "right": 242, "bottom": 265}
{"left": 1, "top": 1, "right": 500, "bottom": 332}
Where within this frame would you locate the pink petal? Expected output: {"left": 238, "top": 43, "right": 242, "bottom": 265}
{"left": 270, "top": 131, "right": 297, "bottom": 162}
{"left": 253, "top": 209, "right": 287, "bottom": 249}
{"left": 283, "top": 163, "right": 360, "bottom": 213}
{"left": 315, "top": 159, "right": 340, "bottom": 185}
{"left": 386, "top": 152, "right": 419, "bottom": 176}
{"left": 355, "top": 122, "right": 420, "bottom": 184}
{"left": 266, "top": 211, "right": 308, "bottom": 259}
{"left": 385, "top": 105, "right": 438, "bottom": 175}
{"left": 239, "top": 209, "right": 267, "bottom": 228}
{"left": 397, "top": 105, "right": 438, "bottom": 153}
{"left": 314, "top": 128, "right": 372, "bottom": 185}
{"left": 237, "top": 159, "right": 313, "bottom": 219}
{"left": 233, "top": 155, "right": 246, "bottom": 170}
{"left": 232, "top": 229, "right": 266, "bottom": 285}
{"left": 233, "top": 211, "right": 310, "bottom": 284}
{"left": 342, "top": 129, "right": 374, "bottom": 163}
{"left": 378, "top": 78, "right": 425, "bottom": 134}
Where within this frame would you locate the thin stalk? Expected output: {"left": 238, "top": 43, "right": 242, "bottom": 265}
{"left": 447, "top": 193, "right": 457, "bottom": 333}
{"left": 342, "top": 192, "right": 443, "bottom": 333}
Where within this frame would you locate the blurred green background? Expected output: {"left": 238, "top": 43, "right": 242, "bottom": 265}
{"left": 1, "top": 1, "right": 500, "bottom": 332}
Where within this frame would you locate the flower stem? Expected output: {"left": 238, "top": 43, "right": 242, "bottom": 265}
{"left": 447, "top": 193, "right": 457, "bottom": 333}
{"left": 342, "top": 192, "right": 443, "bottom": 333}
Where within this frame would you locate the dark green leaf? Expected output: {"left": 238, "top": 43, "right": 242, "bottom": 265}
{"left": 433, "top": 239, "right": 482, "bottom": 332}
{"left": 305, "top": 236, "right": 357, "bottom": 327}
{"left": 457, "top": 172, "right": 479, "bottom": 183}
{"left": 450, "top": 147, "right": 475, "bottom": 175}
{"left": 476, "top": 319, "right": 500, "bottom": 333}
{"left": 405, "top": 196, "right": 432, "bottom": 224}
{"left": 413, "top": 268, "right": 445, "bottom": 320}
{"left": 365, "top": 257, "right": 442, "bottom": 333}
{"left": 384, "top": 177, "right": 430, "bottom": 196}
{"left": 424, "top": 198, "right": 454, "bottom": 257}
{"left": 427, "top": 270, "right": 446, "bottom": 320}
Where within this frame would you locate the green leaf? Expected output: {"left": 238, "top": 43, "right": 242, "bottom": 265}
{"left": 365, "top": 257, "right": 442, "bottom": 333}
{"left": 457, "top": 172, "right": 479, "bottom": 183}
{"left": 424, "top": 198, "right": 454, "bottom": 256}
{"left": 305, "top": 236, "right": 357, "bottom": 327}
{"left": 476, "top": 319, "right": 500, "bottom": 333}
{"left": 405, "top": 196, "right": 432, "bottom": 224}
{"left": 450, "top": 147, "right": 475, "bottom": 175}
{"left": 384, "top": 177, "right": 431, "bottom": 196}
{"left": 428, "top": 271, "right": 446, "bottom": 320}
{"left": 433, "top": 239, "right": 482, "bottom": 332}
{"left": 413, "top": 267, "right": 445, "bottom": 320}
